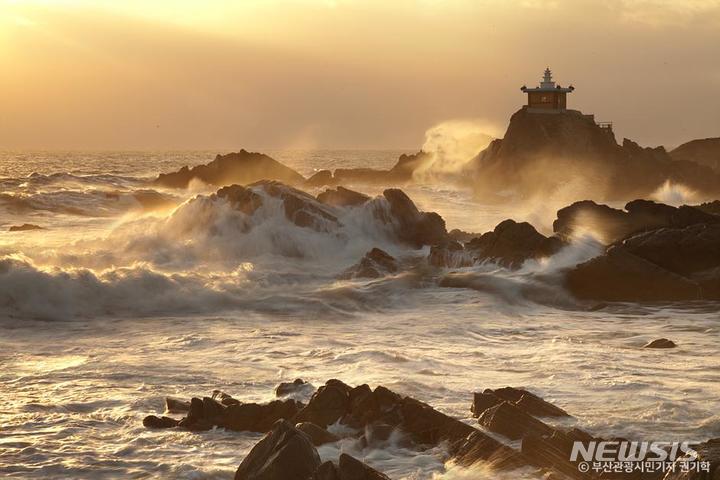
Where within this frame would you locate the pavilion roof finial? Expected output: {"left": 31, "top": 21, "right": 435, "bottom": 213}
{"left": 541, "top": 67, "right": 555, "bottom": 89}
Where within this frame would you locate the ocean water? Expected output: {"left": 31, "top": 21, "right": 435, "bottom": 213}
{"left": 0, "top": 150, "right": 718, "bottom": 479}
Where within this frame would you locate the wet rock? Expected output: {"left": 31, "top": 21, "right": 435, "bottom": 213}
{"left": 466, "top": 219, "right": 564, "bottom": 268}
{"left": 491, "top": 387, "right": 571, "bottom": 418}
{"left": 664, "top": 437, "right": 720, "bottom": 479}
{"left": 212, "top": 390, "right": 241, "bottom": 406}
{"left": 644, "top": 338, "right": 677, "bottom": 349}
{"left": 565, "top": 246, "right": 702, "bottom": 302}
{"left": 223, "top": 399, "right": 302, "bottom": 432}
{"left": 317, "top": 187, "right": 370, "bottom": 207}
{"left": 621, "top": 223, "right": 720, "bottom": 278}
{"left": 340, "top": 248, "right": 398, "bottom": 279}
{"left": 477, "top": 401, "right": 554, "bottom": 441}
{"left": 331, "top": 151, "right": 429, "bottom": 185}
{"left": 8, "top": 223, "right": 44, "bottom": 232}
{"left": 306, "top": 170, "right": 336, "bottom": 187}
{"left": 553, "top": 199, "right": 719, "bottom": 245}
{"left": 252, "top": 181, "right": 340, "bottom": 232}
{"left": 142, "top": 415, "right": 179, "bottom": 429}
{"left": 235, "top": 419, "right": 321, "bottom": 480}
{"left": 428, "top": 240, "right": 472, "bottom": 268}
{"left": 522, "top": 432, "right": 595, "bottom": 480}
{"left": 337, "top": 453, "right": 391, "bottom": 479}
{"left": 131, "top": 190, "right": 179, "bottom": 211}
{"left": 313, "top": 461, "right": 340, "bottom": 480}
{"left": 293, "top": 380, "right": 351, "bottom": 428}
{"left": 382, "top": 188, "right": 447, "bottom": 248}
{"left": 452, "top": 430, "right": 526, "bottom": 470}
{"left": 448, "top": 229, "right": 479, "bottom": 243}
{"left": 398, "top": 396, "right": 477, "bottom": 447}
{"left": 296, "top": 422, "right": 340, "bottom": 446}
{"left": 155, "top": 150, "right": 305, "bottom": 189}
{"left": 216, "top": 184, "right": 264, "bottom": 215}
{"left": 165, "top": 397, "right": 191, "bottom": 413}
{"left": 276, "top": 378, "right": 309, "bottom": 397}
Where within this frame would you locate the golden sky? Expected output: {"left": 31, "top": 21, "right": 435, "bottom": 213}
{"left": 1, "top": 0, "right": 719, "bottom": 150}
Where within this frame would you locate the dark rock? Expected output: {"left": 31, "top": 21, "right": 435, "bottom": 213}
{"left": 340, "top": 248, "right": 398, "bottom": 279}
{"left": 8, "top": 223, "right": 44, "bottom": 232}
{"left": 470, "top": 107, "right": 720, "bottom": 201}
{"left": 522, "top": 432, "right": 594, "bottom": 480}
{"left": 293, "top": 381, "right": 351, "bottom": 428}
{"left": 165, "top": 397, "right": 191, "bottom": 413}
{"left": 331, "top": 151, "right": 429, "bottom": 185}
{"left": 381, "top": 188, "right": 447, "bottom": 248}
{"left": 477, "top": 401, "right": 554, "bottom": 441}
{"left": 223, "top": 399, "right": 302, "bottom": 432}
{"left": 448, "top": 229, "right": 479, "bottom": 243}
{"left": 234, "top": 419, "right": 321, "bottom": 480}
{"left": 397, "top": 396, "right": 477, "bottom": 448}
{"left": 452, "top": 431, "right": 526, "bottom": 470}
{"left": 491, "top": 387, "right": 571, "bottom": 418}
{"left": 553, "top": 199, "right": 719, "bottom": 245}
{"left": 306, "top": 170, "right": 336, "bottom": 187}
{"left": 312, "top": 461, "right": 340, "bottom": 480}
{"left": 131, "top": 190, "right": 178, "bottom": 211}
{"left": 565, "top": 246, "right": 702, "bottom": 302}
{"left": 644, "top": 338, "right": 677, "bottom": 349}
{"left": 212, "top": 390, "right": 241, "bottom": 406}
{"left": 621, "top": 223, "right": 720, "bottom": 277}
{"left": 337, "top": 453, "right": 391, "bottom": 480}
{"left": 695, "top": 200, "right": 720, "bottom": 216}
{"left": 663, "top": 437, "right": 720, "bottom": 479}
{"left": 670, "top": 137, "right": 720, "bottom": 172}
{"left": 216, "top": 184, "right": 263, "bottom": 215}
{"left": 252, "top": 181, "right": 339, "bottom": 232}
{"left": 317, "top": 187, "right": 370, "bottom": 207}
{"left": 428, "top": 240, "right": 472, "bottom": 268}
{"left": 296, "top": 422, "right": 340, "bottom": 446}
{"left": 143, "top": 415, "right": 179, "bottom": 429}
{"left": 471, "top": 391, "right": 502, "bottom": 417}
{"left": 276, "top": 378, "right": 309, "bottom": 397}
{"left": 466, "top": 219, "right": 565, "bottom": 268}
{"left": 155, "top": 150, "right": 305, "bottom": 189}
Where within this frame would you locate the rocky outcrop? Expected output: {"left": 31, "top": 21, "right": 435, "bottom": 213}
{"left": 380, "top": 189, "right": 447, "bottom": 248}
{"left": 235, "top": 420, "right": 321, "bottom": 480}
{"left": 251, "top": 181, "right": 340, "bottom": 232}
{"left": 565, "top": 246, "right": 702, "bottom": 302}
{"left": 275, "top": 378, "right": 313, "bottom": 397}
{"left": 644, "top": 338, "right": 677, "bottom": 349}
{"left": 670, "top": 137, "right": 720, "bottom": 172}
{"left": 330, "top": 152, "right": 430, "bottom": 186}
{"left": 306, "top": 170, "right": 335, "bottom": 187}
{"left": 472, "top": 387, "right": 571, "bottom": 418}
{"left": 471, "top": 107, "right": 720, "bottom": 200}
{"left": 317, "top": 187, "right": 370, "bottom": 207}
{"left": 155, "top": 150, "right": 305, "bottom": 189}
{"left": 340, "top": 248, "right": 398, "bottom": 279}
{"left": 554, "top": 199, "right": 719, "bottom": 244}
{"left": 8, "top": 223, "right": 44, "bottom": 232}
{"left": 295, "top": 422, "right": 340, "bottom": 446}
{"left": 216, "top": 184, "right": 264, "bottom": 215}
{"left": 466, "top": 219, "right": 564, "bottom": 268}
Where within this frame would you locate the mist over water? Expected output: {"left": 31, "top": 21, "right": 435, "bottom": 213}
{"left": 1, "top": 150, "right": 718, "bottom": 479}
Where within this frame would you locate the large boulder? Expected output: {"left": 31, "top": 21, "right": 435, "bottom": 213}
{"left": 553, "top": 199, "right": 719, "bottom": 244}
{"left": 295, "top": 422, "right": 340, "bottom": 446}
{"left": 381, "top": 189, "right": 447, "bottom": 248}
{"left": 8, "top": 223, "right": 44, "bottom": 232}
{"left": 216, "top": 184, "right": 264, "bottom": 215}
{"left": 477, "top": 401, "right": 554, "bottom": 441}
{"left": 251, "top": 181, "right": 340, "bottom": 232}
{"left": 339, "top": 248, "right": 398, "bottom": 279}
{"left": 564, "top": 246, "right": 702, "bottom": 302}
{"left": 466, "top": 219, "right": 564, "bottom": 268}
{"left": 235, "top": 419, "right": 321, "bottom": 480}
{"left": 317, "top": 187, "right": 370, "bottom": 207}
{"left": 155, "top": 150, "right": 305, "bottom": 188}
{"left": 472, "top": 387, "right": 570, "bottom": 418}
{"left": 293, "top": 380, "right": 352, "bottom": 428}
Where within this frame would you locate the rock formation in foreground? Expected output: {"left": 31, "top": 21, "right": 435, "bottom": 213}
{"left": 143, "top": 379, "right": 719, "bottom": 480}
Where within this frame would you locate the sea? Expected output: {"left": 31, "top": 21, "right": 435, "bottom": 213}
{"left": 0, "top": 150, "right": 718, "bottom": 479}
